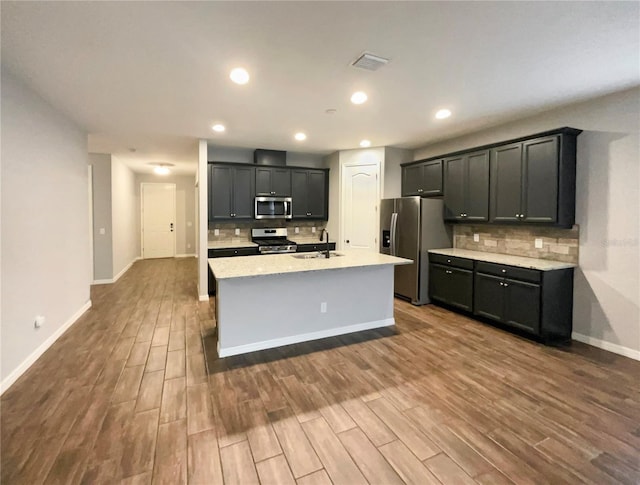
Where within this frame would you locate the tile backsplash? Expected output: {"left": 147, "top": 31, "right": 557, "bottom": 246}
{"left": 454, "top": 224, "right": 579, "bottom": 264}
{"left": 208, "top": 220, "right": 325, "bottom": 243}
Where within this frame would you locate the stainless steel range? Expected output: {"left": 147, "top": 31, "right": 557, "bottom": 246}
{"left": 252, "top": 228, "right": 297, "bottom": 254}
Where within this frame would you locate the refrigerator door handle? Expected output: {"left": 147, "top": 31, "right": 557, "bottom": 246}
{"left": 390, "top": 212, "right": 398, "bottom": 256}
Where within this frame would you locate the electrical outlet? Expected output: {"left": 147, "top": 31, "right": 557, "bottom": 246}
{"left": 214, "top": 229, "right": 220, "bottom": 236}
{"left": 312, "top": 227, "right": 316, "bottom": 233}
{"left": 235, "top": 228, "right": 240, "bottom": 236}
{"left": 320, "top": 302, "right": 327, "bottom": 313}
{"left": 473, "top": 233, "right": 480, "bottom": 242}
{"left": 187, "top": 243, "right": 191, "bottom": 249}
{"left": 187, "top": 221, "right": 192, "bottom": 227}
{"left": 535, "top": 238, "right": 543, "bottom": 249}
{"left": 34, "top": 315, "right": 45, "bottom": 329}
{"left": 295, "top": 227, "right": 300, "bottom": 234}
{"left": 99, "top": 228, "right": 105, "bottom": 235}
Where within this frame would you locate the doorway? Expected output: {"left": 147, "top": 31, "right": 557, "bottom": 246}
{"left": 341, "top": 163, "right": 380, "bottom": 251}
{"left": 141, "top": 183, "right": 176, "bottom": 259}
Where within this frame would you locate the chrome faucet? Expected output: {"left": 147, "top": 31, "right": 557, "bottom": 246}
{"left": 319, "top": 228, "right": 330, "bottom": 258}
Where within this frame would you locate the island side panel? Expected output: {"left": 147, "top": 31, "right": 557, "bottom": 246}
{"left": 216, "top": 265, "right": 395, "bottom": 357}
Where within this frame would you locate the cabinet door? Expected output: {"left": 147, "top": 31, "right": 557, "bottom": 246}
{"left": 466, "top": 150, "right": 490, "bottom": 221}
{"left": 272, "top": 168, "right": 292, "bottom": 197}
{"left": 429, "top": 264, "right": 451, "bottom": 303}
{"left": 291, "top": 170, "right": 309, "bottom": 217}
{"left": 448, "top": 267, "right": 473, "bottom": 311}
{"left": 503, "top": 279, "right": 541, "bottom": 334}
{"left": 490, "top": 143, "right": 522, "bottom": 223}
{"left": 443, "top": 155, "right": 465, "bottom": 221}
{"left": 421, "top": 160, "right": 443, "bottom": 196}
{"left": 255, "top": 167, "right": 273, "bottom": 196}
{"left": 209, "top": 165, "right": 233, "bottom": 220}
{"left": 402, "top": 164, "right": 423, "bottom": 196}
{"left": 232, "top": 166, "right": 255, "bottom": 219}
{"left": 306, "top": 170, "right": 327, "bottom": 219}
{"left": 522, "top": 136, "right": 558, "bottom": 223}
{"left": 473, "top": 272, "right": 504, "bottom": 321}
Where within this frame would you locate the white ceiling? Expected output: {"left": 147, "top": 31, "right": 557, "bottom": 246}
{"left": 2, "top": 1, "right": 638, "bottom": 174}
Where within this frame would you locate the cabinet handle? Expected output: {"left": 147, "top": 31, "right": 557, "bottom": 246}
{"left": 504, "top": 283, "right": 509, "bottom": 287}
{"left": 499, "top": 282, "right": 504, "bottom": 286}
{"left": 515, "top": 213, "right": 520, "bottom": 217}
{"left": 501, "top": 269, "right": 506, "bottom": 273}
{"left": 447, "top": 259, "right": 451, "bottom": 263}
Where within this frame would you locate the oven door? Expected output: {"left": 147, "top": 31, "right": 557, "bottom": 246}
{"left": 255, "top": 197, "right": 292, "bottom": 219}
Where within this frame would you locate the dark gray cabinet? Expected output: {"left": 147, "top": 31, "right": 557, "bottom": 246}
{"left": 296, "top": 242, "right": 336, "bottom": 253}
{"left": 490, "top": 133, "right": 577, "bottom": 227}
{"left": 428, "top": 255, "right": 473, "bottom": 311}
{"left": 255, "top": 166, "right": 291, "bottom": 196}
{"left": 401, "top": 159, "right": 443, "bottom": 197}
{"left": 291, "top": 169, "right": 328, "bottom": 219}
{"left": 208, "top": 163, "right": 255, "bottom": 221}
{"left": 443, "top": 150, "right": 489, "bottom": 221}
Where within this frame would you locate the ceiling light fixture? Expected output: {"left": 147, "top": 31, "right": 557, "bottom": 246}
{"left": 360, "top": 140, "right": 371, "bottom": 148}
{"left": 435, "top": 108, "right": 452, "bottom": 119}
{"left": 230, "top": 67, "right": 250, "bottom": 85}
{"left": 350, "top": 91, "right": 368, "bottom": 105}
{"left": 148, "top": 163, "right": 174, "bottom": 175}
{"left": 212, "top": 124, "right": 226, "bottom": 132}
{"left": 294, "top": 132, "right": 307, "bottom": 141}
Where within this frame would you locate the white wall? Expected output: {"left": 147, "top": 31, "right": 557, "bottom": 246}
{"left": 1, "top": 70, "right": 91, "bottom": 389}
{"left": 135, "top": 173, "right": 196, "bottom": 257}
{"left": 198, "top": 140, "right": 208, "bottom": 300}
{"left": 383, "top": 147, "right": 413, "bottom": 199}
{"left": 414, "top": 87, "right": 640, "bottom": 356}
{"left": 111, "top": 157, "right": 138, "bottom": 277}
{"left": 89, "top": 153, "right": 113, "bottom": 280}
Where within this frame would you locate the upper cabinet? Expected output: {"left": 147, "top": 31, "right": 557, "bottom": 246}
{"left": 208, "top": 163, "right": 255, "bottom": 221}
{"left": 291, "top": 169, "right": 328, "bottom": 219}
{"left": 490, "top": 132, "right": 577, "bottom": 227}
{"left": 443, "top": 150, "right": 489, "bottom": 222}
{"left": 401, "top": 159, "right": 443, "bottom": 197}
{"left": 255, "top": 166, "right": 291, "bottom": 197}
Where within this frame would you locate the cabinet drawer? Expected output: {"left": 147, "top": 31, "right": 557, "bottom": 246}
{"left": 475, "top": 261, "right": 540, "bottom": 283}
{"left": 429, "top": 253, "right": 474, "bottom": 270}
{"left": 208, "top": 247, "right": 259, "bottom": 258}
{"left": 297, "top": 243, "right": 336, "bottom": 253}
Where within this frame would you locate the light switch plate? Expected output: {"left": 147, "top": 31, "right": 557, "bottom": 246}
{"left": 235, "top": 228, "right": 240, "bottom": 236}
{"left": 535, "top": 238, "right": 543, "bottom": 249}
{"left": 311, "top": 227, "right": 316, "bottom": 233}
{"left": 214, "top": 229, "right": 220, "bottom": 236}
{"left": 295, "top": 227, "right": 300, "bottom": 234}
{"left": 473, "top": 233, "right": 480, "bottom": 242}
{"left": 187, "top": 221, "right": 192, "bottom": 227}
{"left": 99, "top": 228, "right": 105, "bottom": 235}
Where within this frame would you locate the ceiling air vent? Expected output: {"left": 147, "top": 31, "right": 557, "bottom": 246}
{"left": 351, "top": 53, "right": 389, "bottom": 71}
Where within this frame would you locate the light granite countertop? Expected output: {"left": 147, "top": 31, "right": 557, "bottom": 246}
{"left": 208, "top": 240, "right": 257, "bottom": 249}
{"left": 428, "top": 248, "right": 576, "bottom": 271}
{"left": 209, "top": 250, "right": 412, "bottom": 279}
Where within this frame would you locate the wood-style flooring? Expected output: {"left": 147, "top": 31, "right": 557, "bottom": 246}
{"left": 2, "top": 257, "right": 639, "bottom": 484}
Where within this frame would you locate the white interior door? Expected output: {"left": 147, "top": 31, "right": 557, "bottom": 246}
{"left": 342, "top": 163, "right": 380, "bottom": 251}
{"left": 142, "top": 183, "right": 176, "bottom": 259}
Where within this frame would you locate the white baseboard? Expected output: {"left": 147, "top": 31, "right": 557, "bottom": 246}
{"left": 92, "top": 257, "right": 139, "bottom": 285}
{"left": 572, "top": 332, "right": 640, "bottom": 361}
{"left": 1, "top": 300, "right": 92, "bottom": 395}
{"left": 218, "top": 318, "right": 395, "bottom": 358}
{"left": 199, "top": 294, "right": 210, "bottom": 302}
{"left": 175, "top": 253, "right": 196, "bottom": 258}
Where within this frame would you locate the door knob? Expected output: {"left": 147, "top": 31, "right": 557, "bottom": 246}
{"left": 170, "top": 223, "right": 174, "bottom": 232}
{"left": 346, "top": 240, "right": 350, "bottom": 244}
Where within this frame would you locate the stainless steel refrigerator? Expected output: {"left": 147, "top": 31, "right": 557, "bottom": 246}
{"left": 380, "top": 197, "right": 452, "bottom": 305}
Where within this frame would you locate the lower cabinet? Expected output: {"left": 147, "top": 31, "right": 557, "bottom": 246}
{"left": 208, "top": 247, "right": 260, "bottom": 295}
{"left": 429, "top": 254, "right": 574, "bottom": 343}
{"left": 429, "top": 256, "right": 473, "bottom": 312}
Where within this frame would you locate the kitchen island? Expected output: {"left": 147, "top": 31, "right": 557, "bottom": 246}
{"left": 209, "top": 250, "right": 412, "bottom": 357}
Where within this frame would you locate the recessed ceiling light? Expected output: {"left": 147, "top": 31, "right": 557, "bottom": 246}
{"left": 360, "top": 140, "right": 371, "bottom": 148}
{"left": 294, "top": 132, "right": 307, "bottom": 141}
{"left": 350, "top": 91, "right": 368, "bottom": 105}
{"left": 435, "top": 108, "right": 452, "bottom": 119}
{"left": 230, "top": 67, "right": 249, "bottom": 85}
{"left": 212, "top": 124, "right": 226, "bottom": 132}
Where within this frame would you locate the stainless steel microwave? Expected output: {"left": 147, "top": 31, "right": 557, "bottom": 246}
{"left": 255, "top": 196, "right": 292, "bottom": 219}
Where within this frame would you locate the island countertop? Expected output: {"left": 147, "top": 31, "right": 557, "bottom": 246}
{"left": 209, "top": 250, "right": 412, "bottom": 279}
{"left": 428, "top": 248, "right": 576, "bottom": 271}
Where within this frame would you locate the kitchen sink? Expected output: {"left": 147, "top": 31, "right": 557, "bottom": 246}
{"left": 292, "top": 252, "right": 344, "bottom": 259}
